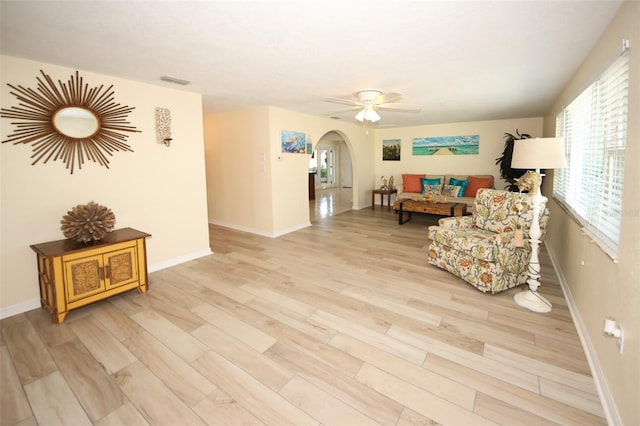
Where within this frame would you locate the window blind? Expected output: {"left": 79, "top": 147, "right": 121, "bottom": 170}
{"left": 554, "top": 48, "right": 629, "bottom": 260}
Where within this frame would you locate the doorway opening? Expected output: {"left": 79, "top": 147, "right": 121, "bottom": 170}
{"left": 309, "top": 131, "right": 353, "bottom": 220}
{"left": 319, "top": 147, "right": 336, "bottom": 187}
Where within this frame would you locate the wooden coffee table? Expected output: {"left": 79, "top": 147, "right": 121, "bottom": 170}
{"left": 394, "top": 198, "right": 466, "bottom": 224}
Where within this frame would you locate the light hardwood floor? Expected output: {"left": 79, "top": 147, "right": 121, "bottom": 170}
{"left": 1, "top": 196, "right": 606, "bottom": 425}
{"left": 310, "top": 187, "right": 353, "bottom": 221}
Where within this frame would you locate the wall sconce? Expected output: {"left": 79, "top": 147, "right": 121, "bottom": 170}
{"left": 155, "top": 107, "right": 172, "bottom": 147}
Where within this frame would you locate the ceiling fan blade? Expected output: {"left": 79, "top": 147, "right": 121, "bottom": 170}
{"left": 326, "top": 106, "right": 361, "bottom": 115}
{"left": 377, "top": 103, "right": 422, "bottom": 112}
{"left": 323, "top": 96, "right": 362, "bottom": 107}
{"left": 374, "top": 92, "right": 402, "bottom": 104}
{"left": 368, "top": 122, "right": 398, "bottom": 128}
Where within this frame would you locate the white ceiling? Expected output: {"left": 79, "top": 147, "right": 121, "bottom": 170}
{"left": 0, "top": 1, "right": 623, "bottom": 127}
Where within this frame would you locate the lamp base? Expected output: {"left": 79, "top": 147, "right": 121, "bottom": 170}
{"left": 514, "top": 289, "right": 552, "bottom": 313}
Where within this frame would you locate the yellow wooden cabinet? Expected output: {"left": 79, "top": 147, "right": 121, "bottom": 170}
{"left": 31, "top": 228, "right": 150, "bottom": 323}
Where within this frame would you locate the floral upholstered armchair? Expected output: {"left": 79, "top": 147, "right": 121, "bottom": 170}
{"left": 427, "top": 188, "right": 549, "bottom": 294}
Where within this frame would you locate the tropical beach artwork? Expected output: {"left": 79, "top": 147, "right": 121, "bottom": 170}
{"left": 412, "top": 134, "right": 479, "bottom": 156}
{"left": 281, "top": 130, "right": 307, "bottom": 153}
{"left": 382, "top": 139, "right": 401, "bottom": 161}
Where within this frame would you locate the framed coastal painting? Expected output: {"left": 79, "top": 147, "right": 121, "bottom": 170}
{"left": 412, "top": 134, "right": 479, "bottom": 155}
{"left": 281, "top": 130, "right": 307, "bottom": 153}
{"left": 382, "top": 139, "right": 401, "bottom": 161}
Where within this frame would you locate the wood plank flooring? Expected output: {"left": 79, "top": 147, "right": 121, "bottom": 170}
{"left": 1, "top": 205, "right": 606, "bottom": 425}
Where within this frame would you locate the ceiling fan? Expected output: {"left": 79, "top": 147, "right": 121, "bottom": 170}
{"left": 324, "top": 89, "right": 421, "bottom": 123}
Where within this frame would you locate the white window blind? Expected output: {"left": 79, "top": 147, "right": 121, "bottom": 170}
{"left": 554, "top": 48, "right": 629, "bottom": 260}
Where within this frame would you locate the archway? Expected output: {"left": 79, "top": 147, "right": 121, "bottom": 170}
{"left": 309, "top": 130, "right": 354, "bottom": 220}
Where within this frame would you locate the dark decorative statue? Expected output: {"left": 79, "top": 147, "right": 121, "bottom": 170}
{"left": 495, "top": 130, "right": 530, "bottom": 191}
{"left": 60, "top": 202, "right": 116, "bottom": 243}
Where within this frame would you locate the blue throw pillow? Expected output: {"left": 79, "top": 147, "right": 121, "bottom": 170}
{"left": 420, "top": 177, "right": 441, "bottom": 194}
{"left": 449, "top": 177, "right": 469, "bottom": 197}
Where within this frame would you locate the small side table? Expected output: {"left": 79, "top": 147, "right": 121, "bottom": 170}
{"left": 371, "top": 188, "right": 398, "bottom": 210}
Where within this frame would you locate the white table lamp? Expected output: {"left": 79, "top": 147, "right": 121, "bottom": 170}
{"left": 510, "top": 137, "right": 566, "bottom": 313}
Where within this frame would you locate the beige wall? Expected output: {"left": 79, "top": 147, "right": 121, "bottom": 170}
{"left": 203, "top": 111, "right": 544, "bottom": 238}
{"left": 204, "top": 106, "right": 373, "bottom": 236}
{"left": 0, "top": 56, "right": 212, "bottom": 317}
{"left": 543, "top": 1, "right": 639, "bottom": 424}
{"left": 203, "top": 107, "right": 274, "bottom": 234}
{"left": 375, "top": 118, "right": 543, "bottom": 191}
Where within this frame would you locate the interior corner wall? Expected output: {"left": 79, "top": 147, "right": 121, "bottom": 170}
{"left": 0, "top": 55, "right": 212, "bottom": 317}
{"left": 374, "top": 117, "right": 543, "bottom": 191}
{"left": 203, "top": 107, "right": 275, "bottom": 235}
{"left": 542, "top": 1, "right": 639, "bottom": 424}
{"left": 204, "top": 106, "right": 372, "bottom": 237}
{"left": 267, "top": 107, "right": 372, "bottom": 235}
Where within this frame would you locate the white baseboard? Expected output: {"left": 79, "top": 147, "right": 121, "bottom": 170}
{"left": 0, "top": 298, "right": 42, "bottom": 320}
{"left": 209, "top": 219, "right": 311, "bottom": 238}
{"left": 0, "top": 249, "right": 214, "bottom": 320}
{"left": 148, "top": 248, "right": 213, "bottom": 273}
{"left": 272, "top": 222, "right": 311, "bottom": 237}
{"left": 544, "top": 242, "right": 621, "bottom": 426}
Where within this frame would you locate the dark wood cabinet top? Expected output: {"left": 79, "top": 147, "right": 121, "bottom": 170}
{"left": 30, "top": 228, "right": 151, "bottom": 257}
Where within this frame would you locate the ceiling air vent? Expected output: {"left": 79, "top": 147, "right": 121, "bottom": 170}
{"left": 160, "top": 76, "right": 191, "bottom": 86}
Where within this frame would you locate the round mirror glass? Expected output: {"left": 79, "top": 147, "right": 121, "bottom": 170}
{"left": 53, "top": 107, "right": 99, "bottom": 139}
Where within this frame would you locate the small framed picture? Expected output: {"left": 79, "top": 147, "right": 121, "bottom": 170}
{"left": 383, "top": 139, "right": 401, "bottom": 161}
{"left": 281, "top": 130, "right": 306, "bottom": 153}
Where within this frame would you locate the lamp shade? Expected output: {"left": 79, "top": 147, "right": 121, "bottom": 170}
{"left": 364, "top": 108, "right": 380, "bottom": 122}
{"left": 511, "top": 137, "right": 567, "bottom": 169}
{"left": 355, "top": 107, "right": 381, "bottom": 123}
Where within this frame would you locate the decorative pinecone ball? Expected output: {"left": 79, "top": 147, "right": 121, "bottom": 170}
{"left": 60, "top": 202, "right": 116, "bottom": 243}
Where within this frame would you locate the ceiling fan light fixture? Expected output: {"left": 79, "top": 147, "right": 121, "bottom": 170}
{"left": 364, "top": 108, "right": 381, "bottom": 122}
{"left": 355, "top": 89, "right": 383, "bottom": 103}
{"left": 326, "top": 89, "right": 418, "bottom": 123}
{"left": 355, "top": 107, "right": 380, "bottom": 123}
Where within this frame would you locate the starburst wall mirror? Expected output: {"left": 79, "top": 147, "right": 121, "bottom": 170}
{"left": 1, "top": 70, "right": 140, "bottom": 174}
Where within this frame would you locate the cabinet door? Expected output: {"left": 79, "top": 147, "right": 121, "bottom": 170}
{"left": 104, "top": 245, "right": 139, "bottom": 289}
{"left": 64, "top": 254, "right": 105, "bottom": 302}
